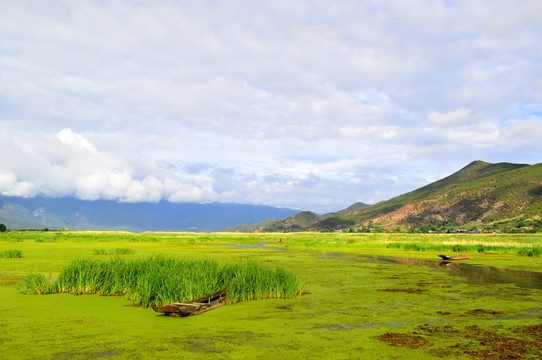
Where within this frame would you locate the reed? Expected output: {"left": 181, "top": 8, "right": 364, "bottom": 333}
{"left": 385, "top": 242, "right": 541, "bottom": 256}
{"left": 516, "top": 247, "right": 542, "bottom": 257}
{"left": 0, "top": 249, "right": 23, "bottom": 258}
{"left": 19, "top": 256, "right": 304, "bottom": 307}
{"left": 92, "top": 248, "right": 135, "bottom": 255}
{"left": 17, "top": 273, "right": 56, "bottom": 294}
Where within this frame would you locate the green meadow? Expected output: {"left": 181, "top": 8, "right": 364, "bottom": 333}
{"left": 1, "top": 231, "right": 542, "bottom": 359}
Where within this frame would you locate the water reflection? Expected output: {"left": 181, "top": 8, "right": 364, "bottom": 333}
{"left": 354, "top": 254, "right": 542, "bottom": 290}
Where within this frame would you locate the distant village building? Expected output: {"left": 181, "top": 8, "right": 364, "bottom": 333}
{"left": 451, "top": 229, "right": 468, "bottom": 234}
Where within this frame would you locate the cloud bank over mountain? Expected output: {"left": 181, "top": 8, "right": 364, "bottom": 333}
{"left": 1, "top": 1, "right": 541, "bottom": 212}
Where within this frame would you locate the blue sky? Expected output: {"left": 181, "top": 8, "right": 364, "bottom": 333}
{"left": 1, "top": 0, "right": 541, "bottom": 212}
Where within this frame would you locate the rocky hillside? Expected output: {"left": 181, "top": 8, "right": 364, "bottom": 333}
{"left": 340, "top": 161, "right": 542, "bottom": 230}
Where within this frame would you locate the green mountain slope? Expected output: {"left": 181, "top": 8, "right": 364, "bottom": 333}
{"left": 231, "top": 202, "right": 371, "bottom": 233}
{"left": 321, "top": 202, "right": 370, "bottom": 219}
{"left": 259, "top": 211, "right": 322, "bottom": 232}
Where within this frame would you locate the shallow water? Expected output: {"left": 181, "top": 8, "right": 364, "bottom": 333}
{"left": 353, "top": 253, "right": 542, "bottom": 290}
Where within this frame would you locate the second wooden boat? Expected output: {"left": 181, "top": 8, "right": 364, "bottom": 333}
{"left": 438, "top": 254, "right": 471, "bottom": 260}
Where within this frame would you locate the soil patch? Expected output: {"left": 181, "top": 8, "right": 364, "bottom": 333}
{"left": 465, "top": 309, "right": 502, "bottom": 316}
{"left": 462, "top": 325, "right": 540, "bottom": 360}
{"left": 377, "top": 332, "right": 426, "bottom": 348}
{"left": 436, "top": 309, "right": 503, "bottom": 317}
{"left": 513, "top": 323, "right": 542, "bottom": 342}
{"left": 379, "top": 323, "right": 542, "bottom": 359}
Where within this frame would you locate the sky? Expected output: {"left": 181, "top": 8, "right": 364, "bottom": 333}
{"left": 1, "top": 0, "right": 541, "bottom": 213}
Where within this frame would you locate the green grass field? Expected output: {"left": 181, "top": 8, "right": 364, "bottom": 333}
{"left": 1, "top": 231, "right": 542, "bottom": 359}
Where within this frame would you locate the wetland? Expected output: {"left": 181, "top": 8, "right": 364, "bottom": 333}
{"left": 1, "top": 231, "right": 542, "bottom": 359}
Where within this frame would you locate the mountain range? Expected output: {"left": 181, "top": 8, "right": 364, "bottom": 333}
{"left": 0, "top": 196, "right": 298, "bottom": 232}
{"left": 230, "top": 161, "right": 542, "bottom": 232}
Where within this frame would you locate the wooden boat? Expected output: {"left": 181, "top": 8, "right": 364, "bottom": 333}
{"left": 438, "top": 254, "right": 471, "bottom": 260}
{"left": 152, "top": 289, "right": 226, "bottom": 317}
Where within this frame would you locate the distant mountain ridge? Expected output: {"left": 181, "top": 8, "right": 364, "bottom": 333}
{"left": 238, "top": 161, "right": 542, "bottom": 232}
{"left": 3, "top": 161, "right": 540, "bottom": 233}
{"left": 0, "top": 196, "right": 298, "bottom": 232}
{"left": 237, "top": 203, "right": 371, "bottom": 232}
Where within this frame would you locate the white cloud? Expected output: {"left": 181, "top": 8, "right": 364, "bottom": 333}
{"left": 0, "top": 173, "right": 18, "bottom": 193}
{"left": 427, "top": 108, "right": 472, "bottom": 125}
{"left": 0, "top": 173, "right": 37, "bottom": 198}
{"left": 57, "top": 128, "right": 97, "bottom": 153}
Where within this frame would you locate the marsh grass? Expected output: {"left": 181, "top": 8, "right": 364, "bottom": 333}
{"left": 0, "top": 249, "right": 23, "bottom": 258}
{"left": 283, "top": 233, "right": 542, "bottom": 256}
{"left": 385, "top": 242, "right": 505, "bottom": 253}
{"left": 17, "top": 273, "right": 55, "bottom": 294}
{"left": 0, "top": 237, "right": 24, "bottom": 242}
{"left": 18, "top": 256, "right": 304, "bottom": 307}
{"left": 34, "top": 238, "right": 56, "bottom": 243}
{"left": 92, "top": 248, "right": 135, "bottom": 255}
{"left": 516, "top": 247, "right": 542, "bottom": 257}
{"left": 385, "top": 242, "right": 541, "bottom": 256}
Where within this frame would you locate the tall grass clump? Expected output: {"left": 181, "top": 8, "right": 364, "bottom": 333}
{"left": 19, "top": 256, "right": 305, "bottom": 308}
{"left": 0, "top": 249, "right": 23, "bottom": 258}
{"left": 17, "top": 273, "right": 56, "bottom": 294}
{"left": 92, "top": 248, "right": 135, "bottom": 255}
{"left": 516, "top": 247, "right": 542, "bottom": 257}
{"left": 34, "top": 238, "right": 56, "bottom": 243}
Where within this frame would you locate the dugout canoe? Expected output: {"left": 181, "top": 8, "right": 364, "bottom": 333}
{"left": 152, "top": 289, "right": 226, "bottom": 317}
{"left": 438, "top": 254, "right": 471, "bottom": 260}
